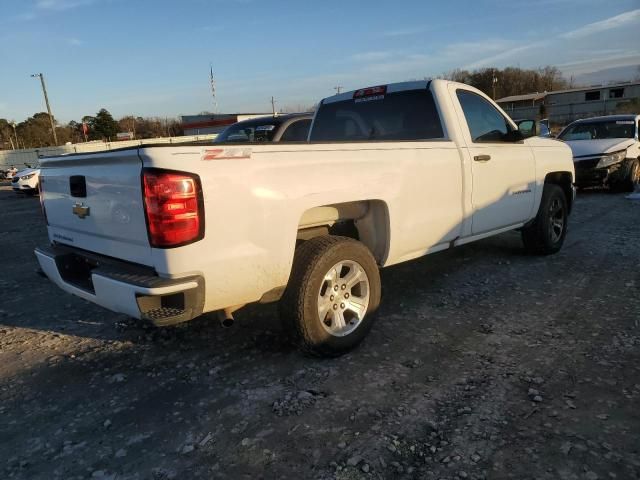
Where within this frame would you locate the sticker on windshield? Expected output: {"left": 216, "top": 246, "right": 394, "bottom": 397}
{"left": 202, "top": 147, "right": 252, "bottom": 161}
{"left": 616, "top": 121, "right": 635, "bottom": 125}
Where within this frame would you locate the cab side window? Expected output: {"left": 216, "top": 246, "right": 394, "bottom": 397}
{"left": 280, "top": 119, "right": 312, "bottom": 142}
{"left": 457, "top": 90, "right": 512, "bottom": 143}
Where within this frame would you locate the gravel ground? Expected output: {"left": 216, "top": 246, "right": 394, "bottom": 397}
{"left": 1, "top": 183, "right": 639, "bottom": 480}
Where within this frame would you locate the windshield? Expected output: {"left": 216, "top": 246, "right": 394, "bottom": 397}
{"left": 310, "top": 89, "right": 444, "bottom": 142}
{"left": 215, "top": 122, "right": 278, "bottom": 142}
{"left": 559, "top": 120, "right": 636, "bottom": 140}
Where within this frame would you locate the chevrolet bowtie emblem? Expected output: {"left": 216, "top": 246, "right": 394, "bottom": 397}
{"left": 72, "top": 202, "right": 90, "bottom": 219}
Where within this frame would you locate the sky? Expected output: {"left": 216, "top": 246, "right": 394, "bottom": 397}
{"left": 1, "top": 0, "right": 639, "bottom": 123}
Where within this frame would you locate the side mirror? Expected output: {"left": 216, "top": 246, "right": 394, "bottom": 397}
{"left": 516, "top": 119, "right": 536, "bottom": 139}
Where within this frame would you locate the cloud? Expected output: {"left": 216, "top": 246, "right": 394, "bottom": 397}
{"left": 561, "top": 8, "right": 640, "bottom": 39}
{"left": 36, "top": 0, "right": 95, "bottom": 10}
{"left": 67, "top": 37, "right": 83, "bottom": 46}
{"left": 463, "top": 43, "right": 543, "bottom": 70}
{"left": 14, "top": 12, "right": 36, "bottom": 21}
{"left": 442, "top": 39, "right": 513, "bottom": 59}
{"left": 556, "top": 52, "right": 640, "bottom": 76}
{"left": 462, "top": 10, "right": 640, "bottom": 70}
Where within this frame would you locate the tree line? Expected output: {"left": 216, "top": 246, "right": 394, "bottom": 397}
{"left": 440, "top": 65, "right": 570, "bottom": 100}
{"left": 0, "top": 108, "right": 183, "bottom": 150}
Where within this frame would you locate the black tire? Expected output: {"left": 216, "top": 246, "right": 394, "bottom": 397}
{"left": 610, "top": 158, "right": 640, "bottom": 193}
{"left": 279, "top": 236, "right": 381, "bottom": 357}
{"left": 521, "top": 184, "right": 568, "bottom": 255}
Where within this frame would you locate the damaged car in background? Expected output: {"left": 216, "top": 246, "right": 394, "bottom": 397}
{"left": 558, "top": 114, "right": 640, "bottom": 192}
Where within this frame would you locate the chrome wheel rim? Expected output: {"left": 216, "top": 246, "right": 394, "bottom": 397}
{"left": 317, "top": 260, "right": 370, "bottom": 337}
{"left": 548, "top": 197, "right": 565, "bottom": 243}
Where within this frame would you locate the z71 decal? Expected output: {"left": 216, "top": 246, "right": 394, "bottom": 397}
{"left": 202, "top": 147, "right": 252, "bottom": 161}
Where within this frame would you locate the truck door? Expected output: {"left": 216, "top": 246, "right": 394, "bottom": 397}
{"left": 451, "top": 87, "right": 535, "bottom": 235}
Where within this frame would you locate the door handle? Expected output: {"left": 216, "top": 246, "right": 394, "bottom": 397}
{"left": 474, "top": 154, "right": 491, "bottom": 162}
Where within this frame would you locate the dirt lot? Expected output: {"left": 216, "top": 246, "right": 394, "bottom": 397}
{"left": 0, "top": 183, "right": 638, "bottom": 480}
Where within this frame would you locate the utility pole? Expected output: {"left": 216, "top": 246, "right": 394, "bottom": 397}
{"left": 11, "top": 122, "right": 18, "bottom": 150}
{"left": 334, "top": 85, "right": 343, "bottom": 95}
{"left": 271, "top": 96, "right": 276, "bottom": 116}
{"left": 491, "top": 71, "right": 498, "bottom": 100}
{"left": 209, "top": 63, "right": 217, "bottom": 113}
{"left": 31, "top": 73, "right": 58, "bottom": 145}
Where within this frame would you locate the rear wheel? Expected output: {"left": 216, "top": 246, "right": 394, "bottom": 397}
{"left": 522, "top": 184, "right": 568, "bottom": 255}
{"left": 279, "top": 236, "right": 381, "bottom": 357}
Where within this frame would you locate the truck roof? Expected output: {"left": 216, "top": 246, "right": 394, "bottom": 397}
{"left": 319, "top": 78, "right": 478, "bottom": 106}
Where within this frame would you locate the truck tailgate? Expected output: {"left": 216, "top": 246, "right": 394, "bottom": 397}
{"left": 40, "top": 149, "right": 153, "bottom": 266}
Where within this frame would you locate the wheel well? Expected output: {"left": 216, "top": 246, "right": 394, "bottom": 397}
{"left": 545, "top": 172, "right": 573, "bottom": 213}
{"left": 296, "top": 200, "right": 390, "bottom": 264}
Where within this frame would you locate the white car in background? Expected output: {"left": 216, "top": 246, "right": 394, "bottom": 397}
{"left": 12, "top": 166, "right": 41, "bottom": 194}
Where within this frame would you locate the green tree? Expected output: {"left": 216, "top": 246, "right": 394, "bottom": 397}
{"left": 15, "top": 112, "right": 57, "bottom": 148}
{"left": 91, "top": 108, "right": 119, "bottom": 141}
{"left": 0, "top": 119, "right": 16, "bottom": 149}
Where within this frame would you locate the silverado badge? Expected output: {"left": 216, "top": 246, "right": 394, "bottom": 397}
{"left": 72, "top": 202, "right": 90, "bottom": 219}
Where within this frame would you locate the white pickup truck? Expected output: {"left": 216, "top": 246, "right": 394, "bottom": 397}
{"left": 35, "top": 80, "right": 575, "bottom": 356}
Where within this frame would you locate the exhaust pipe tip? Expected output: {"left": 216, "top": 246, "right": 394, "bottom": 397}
{"left": 220, "top": 316, "right": 234, "bottom": 328}
{"left": 216, "top": 305, "right": 245, "bottom": 328}
{"left": 217, "top": 310, "right": 235, "bottom": 328}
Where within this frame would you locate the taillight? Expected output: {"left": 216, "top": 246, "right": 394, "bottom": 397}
{"left": 353, "top": 85, "right": 387, "bottom": 99}
{"left": 142, "top": 169, "right": 204, "bottom": 248}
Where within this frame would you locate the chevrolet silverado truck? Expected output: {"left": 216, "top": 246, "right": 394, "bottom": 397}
{"left": 35, "top": 80, "right": 575, "bottom": 356}
{"left": 558, "top": 114, "right": 640, "bottom": 192}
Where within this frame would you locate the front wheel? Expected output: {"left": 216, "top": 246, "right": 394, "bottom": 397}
{"left": 522, "top": 184, "right": 568, "bottom": 255}
{"left": 610, "top": 158, "right": 640, "bottom": 193}
{"left": 279, "top": 236, "right": 381, "bottom": 357}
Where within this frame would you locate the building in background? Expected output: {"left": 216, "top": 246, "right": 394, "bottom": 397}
{"left": 116, "top": 132, "right": 134, "bottom": 141}
{"left": 497, "top": 81, "right": 640, "bottom": 126}
{"left": 181, "top": 113, "right": 271, "bottom": 136}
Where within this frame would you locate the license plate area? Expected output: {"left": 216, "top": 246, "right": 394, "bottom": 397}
{"left": 55, "top": 253, "right": 98, "bottom": 293}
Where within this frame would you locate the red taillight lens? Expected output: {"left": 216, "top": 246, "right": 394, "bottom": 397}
{"left": 353, "top": 85, "right": 387, "bottom": 99}
{"left": 142, "top": 169, "right": 204, "bottom": 248}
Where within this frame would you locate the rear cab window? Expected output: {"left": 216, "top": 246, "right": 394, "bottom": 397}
{"left": 310, "top": 86, "right": 444, "bottom": 142}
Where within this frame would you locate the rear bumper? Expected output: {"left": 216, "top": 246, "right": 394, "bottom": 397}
{"left": 35, "top": 244, "right": 205, "bottom": 326}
